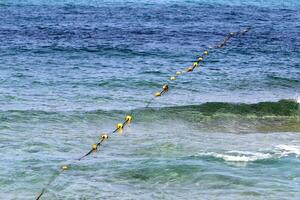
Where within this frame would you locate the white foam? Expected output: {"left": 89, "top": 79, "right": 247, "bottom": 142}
{"left": 276, "top": 145, "right": 300, "bottom": 157}
{"left": 200, "top": 151, "right": 272, "bottom": 162}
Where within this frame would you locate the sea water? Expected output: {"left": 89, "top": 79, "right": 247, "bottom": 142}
{"left": 0, "top": 0, "right": 300, "bottom": 199}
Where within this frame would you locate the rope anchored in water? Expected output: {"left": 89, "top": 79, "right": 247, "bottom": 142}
{"left": 35, "top": 27, "right": 251, "bottom": 199}
{"left": 78, "top": 135, "right": 108, "bottom": 161}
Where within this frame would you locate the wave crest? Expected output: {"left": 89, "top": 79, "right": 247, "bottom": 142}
{"left": 199, "top": 151, "right": 272, "bottom": 162}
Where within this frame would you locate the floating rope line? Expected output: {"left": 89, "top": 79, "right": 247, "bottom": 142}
{"left": 35, "top": 27, "right": 251, "bottom": 199}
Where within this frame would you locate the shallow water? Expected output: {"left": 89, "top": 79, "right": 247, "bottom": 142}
{"left": 0, "top": 0, "right": 300, "bottom": 199}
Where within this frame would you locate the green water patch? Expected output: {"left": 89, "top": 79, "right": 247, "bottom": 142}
{"left": 159, "top": 99, "right": 299, "bottom": 117}
{"left": 1, "top": 100, "right": 299, "bottom": 133}
{"left": 149, "top": 99, "right": 300, "bottom": 133}
{"left": 120, "top": 162, "right": 202, "bottom": 184}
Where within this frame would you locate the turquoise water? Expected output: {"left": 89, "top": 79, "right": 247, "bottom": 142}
{"left": 0, "top": 0, "right": 300, "bottom": 199}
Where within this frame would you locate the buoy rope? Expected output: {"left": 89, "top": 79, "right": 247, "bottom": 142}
{"left": 35, "top": 27, "right": 251, "bottom": 199}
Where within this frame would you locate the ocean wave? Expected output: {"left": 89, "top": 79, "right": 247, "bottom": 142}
{"left": 178, "top": 99, "right": 299, "bottom": 116}
{"left": 0, "top": 99, "right": 299, "bottom": 132}
{"left": 276, "top": 145, "right": 300, "bottom": 157}
{"left": 198, "top": 151, "right": 272, "bottom": 162}
{"left": 1, "top": 99, "right": 298, "bottom": 114}
{"left": 195, "top": 145, "right": 300, "bottom": 163}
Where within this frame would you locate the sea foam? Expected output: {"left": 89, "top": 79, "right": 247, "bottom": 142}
{"left": 199, "top": 151, "right": 272, "bottom": 162}
{"left": 277, "top": 145, "right": 300, "bottom": 157}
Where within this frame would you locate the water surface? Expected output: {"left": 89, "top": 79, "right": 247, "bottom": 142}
{"left": 0, "top": 0, "right": 300, "bottom": 199}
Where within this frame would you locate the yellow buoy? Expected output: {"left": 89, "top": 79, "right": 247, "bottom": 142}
{"left": 117, "top": 123, "right": 123, "bottom": 134}
{"left": 92, "top": 144, "right": 97, "bottom": 150}
{"left": 62, "top": 165, "right": 68, "bottom": 170}
{"left": 155, "top": 92, "right": 161, "bottom": 97}
{"left": 198, "top": 57, "right": 203, "bottom": 61}
{"left": 117, "top": 123, "right": 123, "bottom": 129}
{"left": 176, "top": 71, "right": 181, "bottom": 75}
{"left": 170, "top": 76, "right": 176, "bottom": 81}
{"left": 125, "top": 115, "right": 132, "bottom": 123}
{"left": 193, "top": 62, "right": 198, "bottom": 67}
{"left": 186, "top": 67, "right": 193, "bottom": 72}
{"left": 162, "top": 84, "right": 169, "bottom": 91}
{"left": 101, "top": 134, "right": 108, "bottom": 140}
{"left": 204, "top": 51, "right": 208, "bottom": 55}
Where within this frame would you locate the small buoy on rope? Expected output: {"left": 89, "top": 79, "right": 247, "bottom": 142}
{"left": 92, "top": 144, "right": 97, "bottom": 151}
{"left": 193, "top": 62, "right": 199, "bottom": 68}
{"left": 155, "top": 92, "right": 161, "bottom": 97}
{"left": 162, "top": 84, "right": 169, "bottom": 92}
{"left": 186, "top": 67, "right": 193, "bottom": 72}
{"left": 101, "top": 134, "right": 109, "bottom": 140}
{"left": 125, "top": 115, "right": 132, "bottom": 123}
{"left": 117, "top": 123, "right": 123, "bottom": 133}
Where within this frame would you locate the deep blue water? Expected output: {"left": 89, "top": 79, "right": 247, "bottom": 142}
{"left": 0, "top": 1, "right": 300, "bottom": 199}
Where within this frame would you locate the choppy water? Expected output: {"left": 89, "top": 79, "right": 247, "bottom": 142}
{"left": 0, "top": 0, "right": 300, "bottom": 199}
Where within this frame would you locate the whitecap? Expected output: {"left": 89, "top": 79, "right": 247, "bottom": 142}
{"left": 199, "top": 151, "right": 272, "bottom": 162}
{"left": 276, "top": 145, "right": 300, "bottom": 157}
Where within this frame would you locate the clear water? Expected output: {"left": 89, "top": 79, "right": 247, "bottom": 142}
{"left": 0, "top": 0, "right": 300, "bottom": 199}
